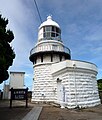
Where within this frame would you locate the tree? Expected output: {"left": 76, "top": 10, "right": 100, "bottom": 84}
{"left": 97, "top": 79, "right": 102, "bottom": 90}
{"left": 0, "top": 14, "right": 15, "bottom": 84}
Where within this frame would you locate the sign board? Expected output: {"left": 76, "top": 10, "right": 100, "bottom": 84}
{"left": 10, "top": 88, "right": 28, "bottom": 108}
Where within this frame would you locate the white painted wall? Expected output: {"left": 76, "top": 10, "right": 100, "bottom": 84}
{"left": 9, "top": 72, "right": 25, "bottom": 89}
{"left": 43, "top": 54, "right": 51, "bottom": 63}
{"left": 3, "top": 84, "right": 10, "bottom": 99}
{"left": 53, "top": 54, "right": 60, "bottom": 62}
{"left": 34, "top": 40, "right": 67, "bottom": 53}
{"left": 37, "top": 56, "right": 41, "bottom": 63}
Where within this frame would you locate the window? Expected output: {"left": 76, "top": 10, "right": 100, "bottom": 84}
{"left": 51, "top": 54, "right": 53, "bottom": 62}
{"left": 56, "top": 27, "right": 59, "bottom": 33}
{"left": 41, "top": 55, "right": 43, "bottom": 62}
{"left": 45, "top": 26, "right": 51, "bottom": 31}
{"left": 43, "top": 33, "right": 45, "bottom": 37}
{"left": 34, "top": 58, "right": 37, "bottom": 64}
{"left": 43, "top": 27, "right": 45, "bottom": 32}
{"left": 56, "top": 33, "right": 59, "bottom": 37}
{"left": 60, "top": 55, "right": 62, "bottom": 61}
{"left": 51, "top": 33, "right": 55, "bottom": 37}
{"left": 46, "top": 32, "right": 50, "bottom": 37}
{"left": 42, "top": 26, "right": 61, "bottom": 41}
{"left": 52, "top": 26, "right": 55, "bottom": 31}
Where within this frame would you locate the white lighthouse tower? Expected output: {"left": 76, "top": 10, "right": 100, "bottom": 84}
{"left": 30, "top": 16, "right": 100, "bottom": 108}
{"left": 30, "top": 16, "right": 71, "bottom": 102}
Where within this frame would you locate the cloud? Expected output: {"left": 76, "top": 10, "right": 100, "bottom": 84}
{"left": 0, "top": 0, "right": 37, "bottom": 70}
{"left": 0, "top": 0, "right": 102, "bottom": 90}
{"left": 25, "top": 73, "right": 33, "bottom": 78}
{"left": 0, "top": 0, "right": 37, "bottom": 89}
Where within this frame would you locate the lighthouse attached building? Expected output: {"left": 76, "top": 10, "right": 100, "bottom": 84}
{"left": 29, "top": 16, "right": 100, "bottom": 108}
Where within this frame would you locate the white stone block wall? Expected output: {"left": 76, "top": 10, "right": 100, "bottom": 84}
{"left": 52, "top": 60, "right": 100, "bottom": 108}
{"left": 32, "top": 63, "right": 56, "bottom": 102}
{"left": 32, "top": 59, "right": 100, "bottom": 108}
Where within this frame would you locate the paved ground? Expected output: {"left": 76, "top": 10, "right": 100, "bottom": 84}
{"left": 0, "top": 100, "right": 33, "bottom": 120}
{"left": 22, "top": 106, "right": 42, "bottom": 120}
{"left": 0, "top": 100, "right": 102, "bottom": 120}
{"left": 38, "top": 104, "right": 102, "bottom": 120}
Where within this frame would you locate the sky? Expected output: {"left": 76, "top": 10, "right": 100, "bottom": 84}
{"left": 0, "top": 0, "right": 102, "bottom": 91}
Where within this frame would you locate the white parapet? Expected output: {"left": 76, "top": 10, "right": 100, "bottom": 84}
{"left": 30, "top": 40, "right": 70, "bottom": 56}
{"left": 51, "top": 60, "right": 100, "bottom": 108}
{"left": 51, "top": 60, "right": 98, "bottom": 74}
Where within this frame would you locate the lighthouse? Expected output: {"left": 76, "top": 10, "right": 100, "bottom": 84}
{"left": 29, "top": 16, "right": 71, "bottom": 101}
{"left": 30, "top": 16, "right": 100, "bottom": 108}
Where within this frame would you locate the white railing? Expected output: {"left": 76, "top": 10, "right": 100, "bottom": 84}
{"left": 30, "top": 45, "right": 71, "bottom": 56}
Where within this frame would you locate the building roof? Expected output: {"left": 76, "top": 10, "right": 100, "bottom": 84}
{"left": 10, "top": 71, "right": 25, "bottom": 74}
{"left": 39, "top": 15, "right": 60, "bottom": 29}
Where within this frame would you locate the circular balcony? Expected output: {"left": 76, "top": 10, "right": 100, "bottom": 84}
{"left": 29, "top": 44, "right": 71, "bottom": 62}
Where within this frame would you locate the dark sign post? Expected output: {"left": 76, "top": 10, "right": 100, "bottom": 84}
{"left": 10, "top": 87, "right": 28, "bottom": 108}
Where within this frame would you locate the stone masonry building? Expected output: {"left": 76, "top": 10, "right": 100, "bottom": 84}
{"left": 29, "top": 16, "right": 100, "bottom": 108}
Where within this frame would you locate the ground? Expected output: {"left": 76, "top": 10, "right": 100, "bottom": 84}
{"left": 0, "top": 100, "right": 102, "bottom": 120}
{"left": 0, "top": 100, "right": 33, "bottom": 120}
{"left": 38, "top": 105, "right": 102, "bottom": 120}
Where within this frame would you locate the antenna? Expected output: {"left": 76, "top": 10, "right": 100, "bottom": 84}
{"left": 33, "top": 0, "right": 42, "bottom": 23}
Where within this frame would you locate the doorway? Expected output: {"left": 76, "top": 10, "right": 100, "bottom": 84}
{"left": 57, "top": 78, "right": 65, "bottom": 103}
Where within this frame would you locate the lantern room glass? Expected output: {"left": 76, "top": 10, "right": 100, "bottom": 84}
{"left": 41, "top": 26, "right": 61, "bottom": 41}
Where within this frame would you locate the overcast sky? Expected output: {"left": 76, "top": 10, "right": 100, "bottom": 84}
{"left": 0, "top": 0, "right": 102, "bottom": 90}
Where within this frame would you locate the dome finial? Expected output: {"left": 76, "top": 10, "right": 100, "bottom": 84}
{"left": 47, "top": 15, "right": 52, "bottom": 20}
{"left": 39, "top": 15, "right": 60, "bottom": 28}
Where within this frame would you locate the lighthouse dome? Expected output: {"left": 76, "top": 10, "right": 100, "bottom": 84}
{"left": 38, "top": 16, "right": 61, "bottom": 42}
{"left": 39, "top": 16, "right": 60, "bottom": 29}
